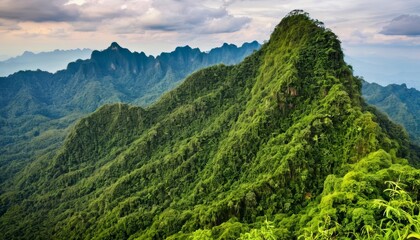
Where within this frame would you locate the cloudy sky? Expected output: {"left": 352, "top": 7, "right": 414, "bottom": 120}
{"left": 0, "top": 0, "right": 419, "bottom": 88}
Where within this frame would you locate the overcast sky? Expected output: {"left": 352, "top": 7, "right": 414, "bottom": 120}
{"left": 0, "top": 0, "right": 419, "bottom": 88}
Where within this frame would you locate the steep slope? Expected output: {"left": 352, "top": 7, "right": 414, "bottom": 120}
{"left": 362, "top": 81, "right": 420, "bottom": 142}
{"left": 0, "top": 48, "right": 92, "bottom": 77}
{"left": 1, "top": 11, "right": 419, "bottom": 240}
{"left": 0, "top": 41, "right": 260, "bottom": 186}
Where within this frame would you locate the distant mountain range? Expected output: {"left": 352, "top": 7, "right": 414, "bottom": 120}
{"left": 362, "top": 81, "right": 420, "bottom": 143}
{"left": 0, "top": 12, "right": 418, "bottom": 239}
{"left": 0, "top": 49, "right": 92, "bottom": 77}
{"left": 0, "top": 41, "right": 261, "bottom": 184}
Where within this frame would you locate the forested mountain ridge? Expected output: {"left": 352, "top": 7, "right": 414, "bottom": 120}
{"left": 362, "top": 81, "right": 420, "bottom": 142}
{"left": 1, "top": 11, "right": 419, "bottom": 240}
{"left": 0, "top": 40, "right": 260, "bottom": 186}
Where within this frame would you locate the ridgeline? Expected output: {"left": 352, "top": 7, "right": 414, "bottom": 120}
{"left": 0, "top": 10, "right": 419, "bottom": 240}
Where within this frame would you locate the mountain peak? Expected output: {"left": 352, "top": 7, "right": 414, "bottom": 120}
{"left": 241, "top": 41, "right": 259, "bottom": 48}
{"left": 174, "top": 45, "right": 193, "bottom": 52}
{"left": 22, "top": 51, "right": 34, "bottom": 56}
{"left": 109, "top": 42, "right": 122, "bottom": 50}
{"left": 257, "top": 10, "right": 360, "bottom": 103}
{"left": 222, "top": 42, "right": 235, "bottom": 47}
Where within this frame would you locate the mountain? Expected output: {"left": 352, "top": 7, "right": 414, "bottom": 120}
{"left": 0, "top": 49, "right": 92, "bottom": 76}
{"left": 0, "top": 41, "right": 261, "bottom": 185}
{"left": 362, "top": 81, "right": 420, "bottom": 143}
{"left": 1, "top": 11, "right": 419, "bottom": 239}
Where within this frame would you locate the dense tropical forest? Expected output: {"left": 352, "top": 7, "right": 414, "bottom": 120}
{"left": 0, "top": 10, "right": 419, "bottom": 239}
{"left": 0, "top": 41, "right": 260, "bottom": 186}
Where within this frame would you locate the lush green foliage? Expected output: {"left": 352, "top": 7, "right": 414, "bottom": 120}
{"left": 0, "top": 41, "right": 260, "bottom": 187}
{"left": 372, "top": 181, "right": 420, "bottom": 239}
{"left": 299, "top": 151, "right": 420, "bottom": 239}
{"left": 0, "top": 10, "right": 419, "bottom": 240}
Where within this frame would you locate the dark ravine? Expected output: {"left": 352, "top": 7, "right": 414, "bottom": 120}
{"left": 0, "top": 40, "right": 260, "bottom": 185}
{"left": 0, "top": 11, "right": 419, "bottom": 239}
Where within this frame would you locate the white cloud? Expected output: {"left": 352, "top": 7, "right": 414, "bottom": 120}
{"left": 136, "top": 0, "right": 250, "bottom": 34}
{"left": 0, "top": 0, "right": 250, "bottom": 35}
{"left": 0, "top": 19, "right": 21, "bottom": 31}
